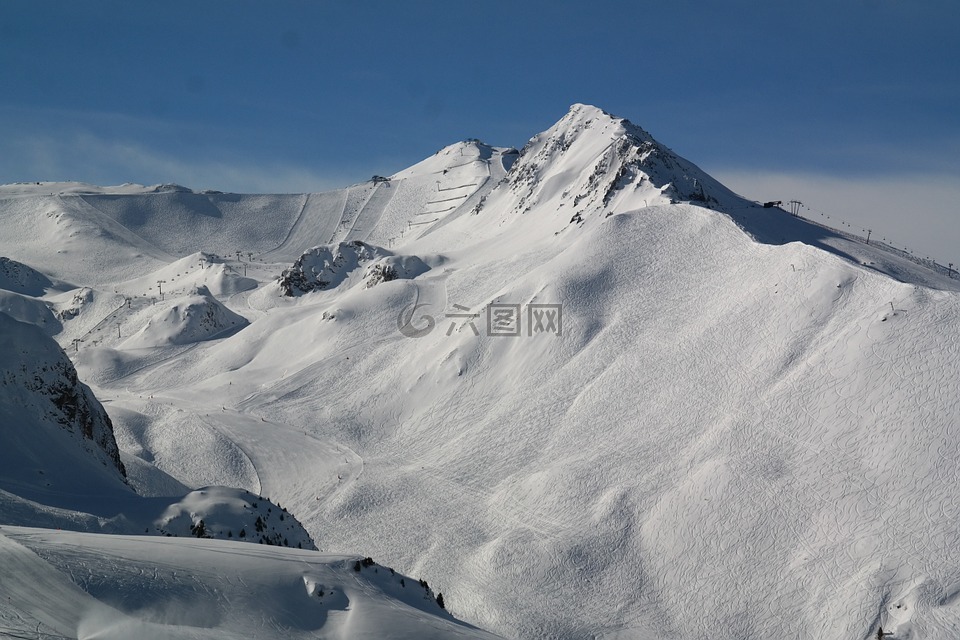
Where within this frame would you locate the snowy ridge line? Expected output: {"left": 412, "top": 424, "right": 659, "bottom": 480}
{"left": 722, "top": 202, "right": 957, "bottom": 291}
{"left": 420, "top": 148, "right": 501, "bottom": 236}
{"left": 755, "top": 200, "right": 957, "bottom": 280}
{"left": 798, "top": 201, "right": 954, "bottom": 269}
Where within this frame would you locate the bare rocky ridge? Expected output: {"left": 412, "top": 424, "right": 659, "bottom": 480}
{"left": 279, "top": 240, "right": 429, "bottom": 296}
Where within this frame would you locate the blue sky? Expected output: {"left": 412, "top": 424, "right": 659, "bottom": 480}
{"left": 2, "top": 0, "right": 958, "bottom": 262}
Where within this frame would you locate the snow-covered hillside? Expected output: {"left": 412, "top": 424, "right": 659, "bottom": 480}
{"left": 0, "top": 526, "right": 497, "bottom": 639}
{"left": 0, "top": 311, "right": 485, "bottom": 637}
{"left": 1, "top": 104, "right": 959, "bottom": 639}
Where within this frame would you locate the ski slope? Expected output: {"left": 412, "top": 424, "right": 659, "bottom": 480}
{"left": 1, "top": 105, "right": 959, "bottom": 639}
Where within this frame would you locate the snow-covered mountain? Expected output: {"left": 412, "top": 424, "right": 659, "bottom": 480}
{"left": 1, "top": 104, "right": 959, "bottom": 639}
{"left": 479, "top": 103, "right": 734, "bottom": 220}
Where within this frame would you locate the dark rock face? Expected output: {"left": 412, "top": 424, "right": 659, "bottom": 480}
{"left": 0, "top": 312, "right": 126, "bottom": 482}
{"left": 279, "top": 241, "right": 429, "bottom": 296}
{"left": 0, "top": 256, "right": 55, "bottom": 296}
{"left": 278, "top": 241, "right": 380, "bottom": 296}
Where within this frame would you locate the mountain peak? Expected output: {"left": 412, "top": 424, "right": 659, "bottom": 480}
{"left": 473, "top": 104, "right": 737, "bottom": 222}
{"left": 390, "top": 138, "right": 502, "bottom": 181}
{"left": 560, "top": 103, "right": 648, "bottom": 135}
{"left": 566, "top": 102, "right": 611, "bottom": 117}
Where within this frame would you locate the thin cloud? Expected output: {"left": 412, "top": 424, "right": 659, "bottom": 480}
{"left": 0, "top": 130, "right": 351, "bottom": 194}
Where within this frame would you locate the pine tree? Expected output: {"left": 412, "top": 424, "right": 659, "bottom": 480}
{"left": 436, "top": 592, "right": 445, "bottom": 609}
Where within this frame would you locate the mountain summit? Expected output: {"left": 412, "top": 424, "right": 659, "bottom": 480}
{"left": 473, "top": 103, "right": 738, "bottom": 225}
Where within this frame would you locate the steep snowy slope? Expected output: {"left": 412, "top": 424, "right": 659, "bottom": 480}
{"left": 475, "top": 103, "right": 736, "bottom": 220}
{"left": 0, "top": 289, "right": 62, "bottom": 335}
{"left": 0, "top": 312, "right": 128, "bottom": 505}
{"left": 158, "top": 203, "right": 958, "bottom": 639}
{"left": 1, "top": 104, "right": 958, "bottom": 640}
{"left": 0, "top": 256, "right": 68, "bottom": 295}
{"left": 0, "top": 312, "right": 490, "bottom": 637}
{"left": 0, "top": 312, "right": 318, "bottom": 554}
